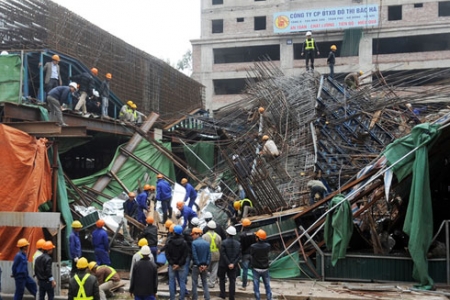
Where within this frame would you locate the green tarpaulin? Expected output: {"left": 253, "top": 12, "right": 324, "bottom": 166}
{"left": 0, "top": 54, "right": 22, "bottom": 103}
{"left": 183, "top": 142, "right": 214, "bottom": 180}
{"left": 382, "top": 123, "right": 440, "bottom": 289}
{"left": 324, "top": 194, "right": 353, "bottom": 266}
{"left": 244, "top": 252, "right": 301, "bottom": 279}
{"left": 73, "top": 139, "right": 175, "bottom": 200}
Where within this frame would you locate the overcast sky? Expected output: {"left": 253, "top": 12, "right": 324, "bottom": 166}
{"left": 51, "top": 0, "right": 201, "bottom": 64}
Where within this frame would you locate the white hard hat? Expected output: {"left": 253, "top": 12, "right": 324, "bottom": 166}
{"left": 140, "top": 245, "right": 151, "bottom": 256}
{"left": 1, "top": 51, "right": 9, "bottom": 55}
{"left": 191, "top": 217, "right": 199, "bottom": 226}
{"left": 232, "top": 154, "right": 239, "bottom": 161}
{"left": 69, "top": 82, "right": 78, "bottom": 90}
{"left": 226, "top": 226, "right": 237, "bottom": 236}
{"left": 204, "top": 211, "right": 213, "bottom": 219}
{"left": 93, "top": 89, "right": 99, "bottom": 97}
{"left": 207, "top": 220, "right": 216, "bottom": 229}
{"left": 306, "top": 31, "right": 312, "bottom": 36}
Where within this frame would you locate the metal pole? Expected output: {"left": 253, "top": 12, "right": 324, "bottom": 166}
{"left": 446, "top": 221, "right": 449, "bottom": 285}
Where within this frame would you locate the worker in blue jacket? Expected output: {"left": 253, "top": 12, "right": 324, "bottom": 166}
{"left": 136, "top": 185, "right": 151, "bottom": 225}
{"left": 176, "top": 201, "right": 198, "bottom": 229}
{"left": 12, "top": 238, "right": 37, "bottom": 300}
{"left": 69, "top": 220, "right": 83, "bottom": 276}
{"left": 181, "top": 178, "right": 200, "bottom": 211}
{"left": 92, "top": 219, "right": 111, "bottom": 266}
{"left": 156, "top": 174, "right": 173, "bottom": 224}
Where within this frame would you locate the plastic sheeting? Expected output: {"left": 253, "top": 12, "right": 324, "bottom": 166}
{"left": 0, "top": 54, "right": 22, "bottom": 103}
{"left": 245, "top": 252, "right": 301, "bottom": 279}
{"left": 0, "top": 124, "right": 51, "bottom": 261}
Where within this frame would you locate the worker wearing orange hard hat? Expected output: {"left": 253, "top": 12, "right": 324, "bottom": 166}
{"left": 70, "top": 68, "right": 98, "bottom": 116}
{"left": 156, "top": 173, "right": 173, "bottom": 224}
{"left": 181, "top": 178, "right": 200, "bottom": 211}
{"left": 12, "top": 238, "right": 37, "bottom": 300}
{"left": 139, "top": 216, "right": 159, "bottom": 260}
{"left": 136, "top": 185, "right": 151, "bottom": 225}
{"left": 98, "top": 73, "right": 112, "bottom": 118}
{"left": 40, "top": 54, "right": 62, "bottom": 93}
{"left": 251, "top": 229, "right": 272, "bottom": 300}
{"left": 123, "top": 191, "right": 140, "bottom": 240}
{"left": 92, "top": 219, "right": 111, "bottom": 266}
{"left": 34, "top": 241, "right": 56, "bottom": 300}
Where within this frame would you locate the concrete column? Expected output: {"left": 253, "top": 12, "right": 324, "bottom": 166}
{"left": 280, "top": 39, "right": 294, "bottom": 75}
{"left": 359, "top": 35, "right": 373, "bottom": 73}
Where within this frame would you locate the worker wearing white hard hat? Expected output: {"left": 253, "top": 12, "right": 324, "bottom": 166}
{"left": 301, "top": 31, "right": 320, "bottom": 71}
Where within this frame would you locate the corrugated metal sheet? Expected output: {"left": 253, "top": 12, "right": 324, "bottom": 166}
{"left": 0, "top": 212, "right": 60, "bottom": 228}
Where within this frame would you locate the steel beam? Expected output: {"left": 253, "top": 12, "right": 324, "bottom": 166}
{"left": 3, "top": 122, "right": 89, "bottom": 137}
{"left": 2, "top": 102, "right": 133, "bottom": 136}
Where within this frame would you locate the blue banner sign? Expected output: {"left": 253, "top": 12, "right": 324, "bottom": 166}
{"left": 273, "top": 5, "right": 379, "bottom": 33}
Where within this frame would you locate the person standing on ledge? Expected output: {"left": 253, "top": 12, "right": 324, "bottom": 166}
{"left": 301, "top": 31, "right": 320, "bottom": 71}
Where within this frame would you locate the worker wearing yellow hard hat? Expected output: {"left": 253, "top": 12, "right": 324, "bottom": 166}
{"left": 69, "top": 220, "right": 83, "bottom": 276}
{"left": 13, "top": 238, "right": 37, "bottom": 299}
{"left": 328, "top": 45, "right": 337, "bottom": 78}
{"left": 69, "top": 257, "right": 99, "bottom": 300}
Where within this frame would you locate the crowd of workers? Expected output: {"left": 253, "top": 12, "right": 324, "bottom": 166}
{"left": 38, "top": 54, "right": 143, "bottom": 127}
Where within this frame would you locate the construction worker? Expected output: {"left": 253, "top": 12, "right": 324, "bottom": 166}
{"left": 139, "top": 216, "right": 158, "bottom": 260}
{"left": 202, "top": 220, "right": 222, "bottom": 288}
{"left": 130, "top": 238, "right": 154, "bottom": 281}
{"left": 68, "top": 257, "right": 100, "bottom": 300}
{"left": 70, "top": 220, "right": 83, "bottom": 277}
{"left": 34, "top": 241, "right": 56, "bottom": 300}
{"left": 119, "top": 100, "right": 135, "bottom": 122}
{"left": 218, "top": 226, "right": 241, "bottom": 300}
{"left": 239, "top": 218, "right": 256, "bottom": 291}
{"left": 147, "top": 185, "right": 156, "bottom": 209}
{"left": 71, "top": 67, "right": 98, "bottom": 116}
{"left": 40, "top": 54, "right": 62, "bottom": 92}
{"left": 345, "top": 70, "right": 363, "bottom": 90}
{"left": 159, "top": 222, "right": 176, "bottom": 255}
{"left": 131, "top": 103, "right": 139, "bottom": 123}
{"left": 88, "top": 262, "right": 122, "bottom": 299}
{"left": 123, "top": 192, "right": 139, "bottom": 239}
{"left": 251, "top": 229, "right": 272, "bottom": 300}
{"left": 98, "top": 73, "right": 112, "bottom": 118}
{"left": 234, "top": 198, "right": 256, "bottom": 219}
{"left": 129, "top": 245, "right": 158, "bottom": 300}
{"left": 202, "top": 212, "right": 227, "bottom": 241}
{"left": 166, "top": 225, "right": 189, "bottom": 300}
{"left": 12, "top": 238, "right": 37, "bottom": 300}
{"left": 301, "top": 31, "right": 320, "bottom": 71}
{"left": 32, "top": 239, "right": 46, "bottom": 273}
{"left": 191, "top": 227, "right": 211, "bottom": 300}
{"left": 46, "top": 82, "right": 78, "bottom": 126}
{"left": 136, "top": 185, "right": 151, "bottom": 225}
{"left": 92, "top": 219, "right": 111, "bottom": 266}
{"left": 176, "top": 201, "right": 198, "bottom": 230}
{"left": 259, "top": 135, "right": 280, "bottom": 158}
{"left": 307, "top": 179, "right": 328, "bottom": 205}
{"left": 156, "top": 173, "right": 173, "bottom": 224}
{"left": 181, "top": 178, "right": 200, "bottom": 211}
{"left": 327, "top": 45, "right": 337, "bottom": 78}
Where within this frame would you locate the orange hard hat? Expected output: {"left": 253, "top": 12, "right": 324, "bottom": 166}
{"left": 143, "top": 184, "right": 151, "bottom": 191}
{"left": 52, "top": 54, "right": 60, "bottom": 62}
{"left": 149, "top": 185, "right": 156, "bottom": 191}
{"left": 181, "top": 178, "right": 188, "bottom": 185}
{"left": 91, "top": 68, "right": 98, "bottom": 75}
{"left": 169, "top": 224, "right": 176, "bottom": 233}
{"left": 191, "top": 227, "right": 202, "bottom": 235}
{"left": 17, "top": 238, "right": 30, "bottom": 248}
{"left": 42, "top": 241, "right": 55, "bottom": 251}
{"left": 36, "top": 239, "right": 46, "bottom": 249}
{"left": 258, "top": 107, "right": 265, "bottom": 113}
{"left": 105, "top": 73, "right": 112, "bottom": 79}
{"left": 128, "top": 192, "right": 136, "bottom": 198}
{"left": 176, "top": 201, "right": 184, "bottom": 209}
{"left": 96, "top": 219, "right": 105, "bottom": 228}
{"left": 157, "top": 174, "right": 164, "bottom": 179}
{"left": 255, "top": 229, "right": 267, "bottom": 240}
{"left": 146, "top": 216, "right": 154, "bottom": 224}
{"left": 164, "top": 219, "right": 173, "bottom": 229}
{"left": 242, "top": 218, "right": 252, "bottom": 227}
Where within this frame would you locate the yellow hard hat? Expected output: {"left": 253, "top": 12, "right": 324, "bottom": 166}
{"left": 52, "top": 54, "right": 60, "bottom": 62}
{"left": 132, "top": 104, "right": 137, "bottom": 109}
{"left": 330, "top": 45, "right": 337, "bottom": 51}
{"left": 359, "top": 70, "right": 364, "bottom": 76}
{"left": 72, "top": 220, "right": 83, "bottom": 229}
{"left": 233, "top": 201, "right": 241, "bottom": 210}
{"left": 88, "top": 261, "right": 98, "bottom": 271}
{"left": 138, "top": 238, "right": 148, "bottom": 247}
{"left": 76, "top": 257, "right": 89, "bottom": 269}
{"left": 262, "top": 135, "right": 269, "bottom": 141}
{"left": 127, "top": 100, "right": 134, "bottom": 107}
{"left": 17, "top": 238, "right": 30, "bottom": 248}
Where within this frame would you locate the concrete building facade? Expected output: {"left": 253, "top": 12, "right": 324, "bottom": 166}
{"left": 191, "top": 0, "right": 450, "bottom": 112}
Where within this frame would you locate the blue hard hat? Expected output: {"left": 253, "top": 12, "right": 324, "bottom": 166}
{"left": 174, "top": 225, "right": 183, "bottom": 235}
